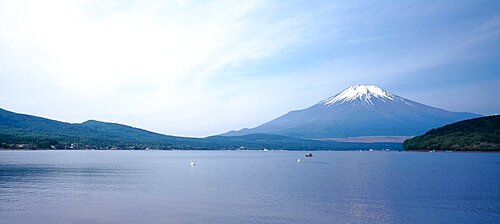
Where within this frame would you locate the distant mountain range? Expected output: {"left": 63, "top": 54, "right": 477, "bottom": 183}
{"left": 0, "top": 108, "right": 401, "bottom": 150}
{"left": 0, "top": 84, "right": 486, "bottom": 150}
{"left": 404, "top": 115, "right": 499, "bottom": 151}
{"left": 223, "top": 85, "right": 481, "bottom": 139}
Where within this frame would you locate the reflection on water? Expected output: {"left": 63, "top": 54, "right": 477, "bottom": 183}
{"left": 0, "top": 150, "right": 499, "bottom": 224}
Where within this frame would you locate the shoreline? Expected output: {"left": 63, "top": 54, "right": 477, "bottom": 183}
{"left": 1, "top": 148, "right": 499, "bottom": 152}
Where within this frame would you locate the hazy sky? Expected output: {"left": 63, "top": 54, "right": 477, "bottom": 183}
{"left": 1, "top": 0, "right": 499, "bottom": 137}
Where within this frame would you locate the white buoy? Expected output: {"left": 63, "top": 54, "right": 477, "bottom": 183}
{"left": 297, "top": 158, "right": 301, "bottom": 163}
{"left": 190, "top": 161, "right": 195, "bottom": 166}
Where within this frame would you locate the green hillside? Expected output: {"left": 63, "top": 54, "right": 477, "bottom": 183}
{"left": 0, "top": 108, "right": 201, "bottom": 149}
{"left": 403, "top": 115, "right": 500, "bottom": 151}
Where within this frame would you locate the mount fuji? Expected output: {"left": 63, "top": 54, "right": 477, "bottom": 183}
{"left": 222, "top": 85, "right": 481, "bottom": 140}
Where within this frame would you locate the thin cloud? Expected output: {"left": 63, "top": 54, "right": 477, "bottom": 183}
{"left": 0, "top": 1, "right": 498, "bottom": 137}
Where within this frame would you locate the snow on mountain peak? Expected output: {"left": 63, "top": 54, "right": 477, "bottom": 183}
{"left": 321, "top": 85, "right": 397, "bottom": 106}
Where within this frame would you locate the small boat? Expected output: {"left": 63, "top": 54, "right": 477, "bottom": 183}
{"left": 190, "top": 161, "right": 195, "bottom": 166}
{"left": 305, "top": 153, "right": 313, "bottom": 157}
{"left": 297, "top": 158, "right": 301, "bottom": 163}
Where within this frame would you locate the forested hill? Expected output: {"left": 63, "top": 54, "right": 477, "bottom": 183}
{"left": 0, "top": 108, "right": 402, "bottom": 150}
{"left": 0, "top": 108, "right": 200, "bottom": 149}
{"left": 403, "top": 115, "right": 499, "bottom": 151}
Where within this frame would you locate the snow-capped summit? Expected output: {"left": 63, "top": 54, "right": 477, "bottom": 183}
{"left": 222, "top": 85, "right": 481, "bottom": 139}
{"left": 321, "top": 85, "right": 398, "bottom": 106}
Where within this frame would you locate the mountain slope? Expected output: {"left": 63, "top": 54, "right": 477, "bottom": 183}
{"left": 403, "top": 115, "right": 499, "bottom": 151}
{"left": 223, "top": 85, "right": 481, "bottom": 138}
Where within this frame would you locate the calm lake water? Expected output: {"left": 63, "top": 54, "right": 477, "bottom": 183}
{"left": 0, "top": 150, "right": 499, "bottom": 224}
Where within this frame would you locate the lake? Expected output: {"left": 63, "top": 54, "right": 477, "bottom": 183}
{"left": 1, "top": 150, "right": 499, "bottom": 223}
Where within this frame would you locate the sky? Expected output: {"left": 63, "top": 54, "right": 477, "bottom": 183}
{"left": 0, "top": 0, "right": 499, "bottom": 137}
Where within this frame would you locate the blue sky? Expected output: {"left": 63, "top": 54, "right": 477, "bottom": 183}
{"left": 0, "top": 0, "right": 499, "bottom": 137}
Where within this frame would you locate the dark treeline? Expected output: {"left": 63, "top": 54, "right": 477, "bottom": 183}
{"left": 404, "top": 115, "right": 499, "bottom": 151}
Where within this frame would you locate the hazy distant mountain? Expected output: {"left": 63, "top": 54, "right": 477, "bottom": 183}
{"left": 0, "top": 107, "right": 400, "bottom": 150}
{"left": 223, "top": 85, "right": 481, "bottom": 139}
{"left": 404, "top": 115, "right": 499, "bottom": 151}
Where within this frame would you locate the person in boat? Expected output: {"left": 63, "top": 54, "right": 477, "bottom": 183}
{"left": 305, "top": 153, "right": 313, "bottom": 157}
